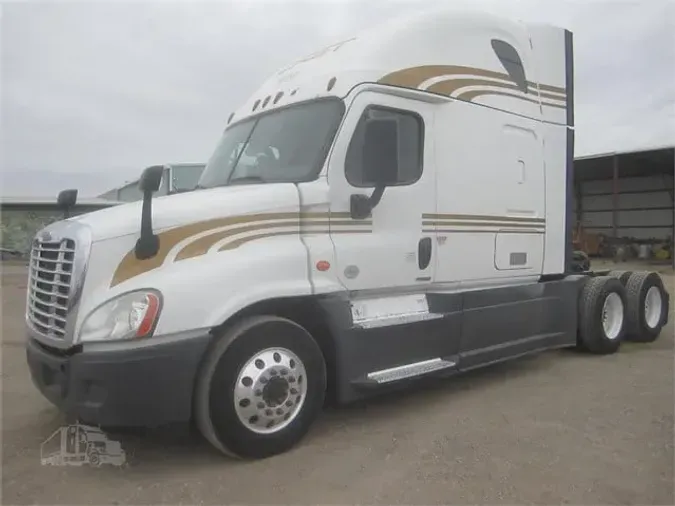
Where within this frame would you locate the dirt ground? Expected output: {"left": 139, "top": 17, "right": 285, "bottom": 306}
{"left": 2, "top": 262, "right": 674, "bottom": 505}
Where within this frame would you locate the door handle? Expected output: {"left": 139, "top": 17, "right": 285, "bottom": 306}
{"left": 418, "top": 237, "right": 432, "bottom": 270}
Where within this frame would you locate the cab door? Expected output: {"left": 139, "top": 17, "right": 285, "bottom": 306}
{"left": 326, "top": 91, "right": 436, "bottom": 293}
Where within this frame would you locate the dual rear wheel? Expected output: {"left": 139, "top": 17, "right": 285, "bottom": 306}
{"left": 578, "top": 271, "right": 669, "bottom": 354}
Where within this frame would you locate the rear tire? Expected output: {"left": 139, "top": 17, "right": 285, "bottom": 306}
{"left": 578, "top": 276, "right": 627, "bottom": 355}
{"left": 624, "top": 271, "right": 669, "bottom": 343}
{"left": 608, "top": 270, "right": 633, "bottom": 285}
{"left": 195, "top": 315, "right": 326, "bottom": 459}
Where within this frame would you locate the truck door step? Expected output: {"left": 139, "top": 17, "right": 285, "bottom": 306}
{"left": 352, "top": 357, "right": 458, "bottom": 388}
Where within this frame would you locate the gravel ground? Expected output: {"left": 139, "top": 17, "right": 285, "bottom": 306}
{"left": 2, "top": 262, "right": 673, "bottom": 505}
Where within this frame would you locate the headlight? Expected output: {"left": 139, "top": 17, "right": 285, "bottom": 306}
{"left": 79, "top": 290, "right": 162, "bottom": 343}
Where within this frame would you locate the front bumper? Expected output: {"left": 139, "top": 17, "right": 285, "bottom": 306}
{"left": 26, "top": 331, "right": 211, "bottom": 427}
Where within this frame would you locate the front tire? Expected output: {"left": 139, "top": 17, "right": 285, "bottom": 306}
{"left": 195, "top": 315, "right": 327, "bottom": 459}
{"left": 87, "top": 449, "right": 101, "bottom": 467}
{"left": 578, "top": 276, "right": 627, "bottom": 355}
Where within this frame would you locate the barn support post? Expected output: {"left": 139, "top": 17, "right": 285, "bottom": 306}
{"left": 612, "top": 154, "right": 619, "bottom": 238}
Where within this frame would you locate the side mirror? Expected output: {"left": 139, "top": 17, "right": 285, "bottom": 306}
{"left": 134, "top": 165, "right": 165, "bottom": 260}
{"left": 56, "top": 189, "right": 78, "bottom": 219}
{"left": 57, "top": 188, "right": 78, "bottom": 208}
{"left": 349, "top": 118, "right": 399, "bottom": 220}
{"left": 362, "top": 118, "right": 399, "bottom": 187}
{"left": 138, "top": 165, "right": 165, "bottom": 193}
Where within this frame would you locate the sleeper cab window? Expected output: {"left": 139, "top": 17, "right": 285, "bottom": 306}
{"left": 345, "top": 106, "right": 424, "bottom": 187}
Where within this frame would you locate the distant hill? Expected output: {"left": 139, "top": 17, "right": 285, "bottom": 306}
{"left": 0, "top": 169, "right": 139, "bottom": 198}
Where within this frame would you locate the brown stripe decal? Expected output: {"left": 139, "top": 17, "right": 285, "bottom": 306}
{"left": 378, "top": 64, "right": 567, "bottom": 110}
{"left": 379, "top": 65, "right": 518, "bottom": 88}
{"left": 175, "top": 220, "right": 298, "bottom": 261}
{"left": 110, "top": 212, "right": 372, "bottom": 287}
{"left": 423, "top": 213, "right": 545, "bottom": 233}
{"left": 218, "top": 228, "right": 371, "bottom": 252}
{"left": 427, "top": 77, "right": 566, "bottom": 100}
{"left": 423, "top": 213, "right": 545, "bottom": 223}
{"left": 425, "top": 229, "right": 544, "bottom": 234}
{"left": 112, "top": 213, "right": 295, "bottom": 287}
{"left": 379, "top": 65, "right": 566, "bottom": 95}
{"left": 457, "top": 89, "right": 566, "bottom": 110}
{"left": 176, "top": 219, "right": 370, "bottom": 261}
{"left": 423, "top": 221, "right": 544, "bottom": 229}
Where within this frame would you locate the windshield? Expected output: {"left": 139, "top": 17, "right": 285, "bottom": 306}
{"left": 198, "top": 98, "right": 344, "bottom": 188}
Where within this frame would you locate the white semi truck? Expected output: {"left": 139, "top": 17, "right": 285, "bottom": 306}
{"left": 25, "top": 8, "right": 669, "bottom": 459}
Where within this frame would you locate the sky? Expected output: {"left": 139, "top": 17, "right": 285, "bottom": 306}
{"left": 1, "top": 0, "right": 674, "bottom": 197}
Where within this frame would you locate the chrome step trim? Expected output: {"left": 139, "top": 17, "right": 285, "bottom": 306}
{"left": 350, "top": 293, "right": 444, "bottom": 329}
{"left": 354, "top": 311, "right": 444, "bottom": 329}
{"left": 366, "top": 358, "right": 456, "bottom": 384}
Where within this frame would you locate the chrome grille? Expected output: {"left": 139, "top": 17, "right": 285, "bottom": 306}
{"left": 27, "top": 237, "right": 77, "bottom": 339}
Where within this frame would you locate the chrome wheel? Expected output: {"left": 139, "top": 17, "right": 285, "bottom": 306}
{"left": 644, "top": 286, "right": 663, "bottom": 329}
{"left": 233, "top": 347, "right": 307, "bottom": 434}
{"left": 602, "top": 292, "right": 624, "bottom": 340}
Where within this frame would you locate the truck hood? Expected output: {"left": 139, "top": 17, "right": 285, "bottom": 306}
{"left": 71, "top": 184, "right": 302, "bottom": 242}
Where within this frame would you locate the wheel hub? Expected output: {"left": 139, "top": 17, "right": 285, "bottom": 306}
{"left": 602, "top": 292, "right": 624, "bottom": 340}
{"left": 263, "top": 376, "right": 289, "bottom": 407}
{"left": 644, "top": 286, "right": 663, "bottom": 329}
{"left": 233, "top": 347, "right": 308, "bottom": 434}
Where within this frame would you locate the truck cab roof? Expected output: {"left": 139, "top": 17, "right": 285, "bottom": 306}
{"left": 229, "top": 8, "right": 570, "bottom": 128}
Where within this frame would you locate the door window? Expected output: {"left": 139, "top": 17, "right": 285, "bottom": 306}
{"left": 345, "top": 106, "right": 424, "bottom": 187}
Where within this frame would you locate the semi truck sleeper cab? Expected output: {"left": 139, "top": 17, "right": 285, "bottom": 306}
{"left": 25, "top": 8, "right": 670, "bottom": 459}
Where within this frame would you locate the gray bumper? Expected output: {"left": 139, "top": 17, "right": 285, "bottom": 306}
{"left": 26, "top": 330, "right": 211, "bottom": 427}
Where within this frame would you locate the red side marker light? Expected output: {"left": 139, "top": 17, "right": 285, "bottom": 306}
{"left": 316, "top": 260, "right": 331, "bottom": 272}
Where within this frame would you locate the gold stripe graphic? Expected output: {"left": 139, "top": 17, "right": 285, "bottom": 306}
{"left": 425, "top": 229, "right": 544, "bottom": 235}
{"left": 427, "top": 78, "right": 566, "bottom": 104}
{"left": 176, "top": 219, "right": 370, "bottom": 261}
{"left": 423, "top": 213, "right": 545, "bottom": 223}
{"left": 457, "top": 89, "right": 566, "bottom": 109}
{"left": 423, "top": 221, "right": 544, "bottom": 229}
{"left": 218, "top": 228, "right": 371, "bottom": 252}
{"left": 111, "top": 210, "right": 546, "bottom": 287}
{"left": 378, "top": 65, "right": 566, "bottom": 95}
{"left": 110, "top": 212, "right": 370, "bottom": 287}
{"left": 112, "top": 212, "right": 296, "bottom": 287}
{"left": 378, "top": 65, "right": 567, "bottom": 111}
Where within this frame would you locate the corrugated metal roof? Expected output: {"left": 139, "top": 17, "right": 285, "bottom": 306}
{"left": 575, "top": 144, "right": 675, "bottom": 161}
{"left": 99, "top": 162, "right": 205, "bottom": 195}
{"left": 0, "top": 196, "right": 124, "bottom": 206}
